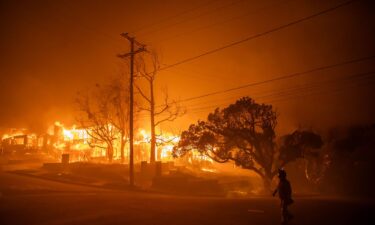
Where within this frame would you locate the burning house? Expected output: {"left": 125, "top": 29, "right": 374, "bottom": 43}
{"left": 1, "top": 129, "right": 39, "bottom": 155}
{"left": 0, "top": 121, "right": 214, "bottom": 173}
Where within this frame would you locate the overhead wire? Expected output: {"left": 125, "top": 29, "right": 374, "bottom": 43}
{"left": 135, "top": 71, "right": 375, "bottom": 119}
{"left": 157, "top": 0, "right": 356, "bottom": 72}
{"left": 131, "top": 0, "right": 367, "bottom": 120}
{"left": 183, "top": 71, "right": 375, "bottom": 116}
{"left": 159, "top": 54, "right": 375, "bottom": 106}
{"left": 186, "top": 71, "right": 375, "bottom": 110}
{"left": 130, "top": 0, "right": 220, "bottom": 34}
{"left": 156, "top": 0, "right": 291, "bottom": 44}
{"left": 141, "top": 68, "right": 375, "bottom": 119}
{"left": 137, "top": 0, "right": 247, "bottom": 38}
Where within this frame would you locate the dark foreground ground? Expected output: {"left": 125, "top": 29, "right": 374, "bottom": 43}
{"left": 1, "top": 171, "right": 374, "bottom": 225}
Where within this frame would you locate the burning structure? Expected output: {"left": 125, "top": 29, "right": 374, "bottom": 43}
{"left": 0, "top": 121, "right": 212, "bottom": 169}
{"left": 1, "top": 129, "right": 40, "bottom": 155}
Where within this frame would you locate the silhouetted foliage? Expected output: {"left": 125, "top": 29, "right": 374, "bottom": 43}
{"left": 320, "top": 124, "right": 375, "bottom": 197}
{"left": 279, "top": 130, "right": 323, "bottom": 162}
{"left": 279, "top": 130, "right": 325, "bottom": 184}
{"left": 173, "top": 97, "right": 323, "bottom": 190}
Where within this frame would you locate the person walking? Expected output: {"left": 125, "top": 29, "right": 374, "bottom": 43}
{"left": 273, "top": 168, "right": 294, "bottom": 224}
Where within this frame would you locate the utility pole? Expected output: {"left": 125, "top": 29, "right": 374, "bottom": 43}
{"left": 118, "top": 33, "right": 146, "bottom": 187}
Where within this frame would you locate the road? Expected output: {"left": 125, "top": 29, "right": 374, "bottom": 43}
{"left": 1, "top": 171, "right": 374, "bottom": 225}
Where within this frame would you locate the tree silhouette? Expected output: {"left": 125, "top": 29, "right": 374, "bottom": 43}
{"left": 279, "top": 130, "right": 324, "bottom": 183}
{"left": 75, "top": 74, "right": 130, "bottom": 163}
{"left": 107, "top": 75, "right": 130, "bottom": 163}
{"left": 135, "top": 51, "right": 184, "bottom": 162}
{"left": 173, "top": 97, "right": 323, "bottom": 190}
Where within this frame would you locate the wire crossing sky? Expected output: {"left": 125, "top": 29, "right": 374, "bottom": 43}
{"left": 0, "top": 0, "right": 374, "bottom": 132}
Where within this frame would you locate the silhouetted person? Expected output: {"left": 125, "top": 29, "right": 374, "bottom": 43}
{"left": 273, "top": 169, "right": 294, "bottom": 224}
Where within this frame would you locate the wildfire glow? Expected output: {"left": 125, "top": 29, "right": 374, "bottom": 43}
{"left": 1, "top": 121, "right": 214, "bottom": 171}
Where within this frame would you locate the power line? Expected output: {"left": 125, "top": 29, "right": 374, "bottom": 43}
{"left": 183, "top": 71, "right": 375, "bottom": 115}
{"left": 253, "top": 71, "right": 375, "bottom": 103}
{"left": 131, "top": 0, "right": 219, "bottom": 34}
{"left": 158, "top": 0, "right": 356, "bottom": 72}
{"left": 169, "top": 55, "right": 375, "bottom": 104}
{"left": 156, "top": 0, "right": 290, "bottom": 44}
{"left": 187, "top": 71, "right": 375, "bottom": 110}
{"left": 137, "top": 0, "right": 246, "bottom": 38}
{"left": 147, "top": 69, "right": 375, "bottom": 118}
{"left": 184, "top": 79, "right": 375, "bottom": 116}
{"left": 266, "top": 76, "right": 375, "bottom": 104}
{"left": 135, "top": 0, "right": 363, "bottom": 117}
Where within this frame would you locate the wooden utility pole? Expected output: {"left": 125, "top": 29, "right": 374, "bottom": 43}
{"left": 118, "top": 33, "right": 146, "bottom": 187}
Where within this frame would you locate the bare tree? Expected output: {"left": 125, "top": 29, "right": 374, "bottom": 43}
{"left": 107, "top": 74, "right": 130, "bottom": 163}
{"left": 75, "top": 74, "right": 130, "bottom": 163}
{"left": 76, "top": 86, "right": 118, "bottom": 162}
{"left": 135, "top": 52, "right": 185, "bottom": 162}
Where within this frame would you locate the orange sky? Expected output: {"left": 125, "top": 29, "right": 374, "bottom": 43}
{"left": 0, "top": 0, "right": 374, "bottom": 134}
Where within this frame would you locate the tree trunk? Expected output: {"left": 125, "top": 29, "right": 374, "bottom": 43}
{"left": 262, "top": 160, "right": 275, "bottom": 193}
{"left": 120, "top": 132, "right": 125, "bottom": 164}
{"left": 150, "top": 117, "right": 156, "bottom": 162}
{"left": 107, "top": 144, "right": 113, "bottom": 163}
{"left": 259, "top": 168, "right": 274, "bottom": 193}
{"left": 252, "top": 169, "right": 273, "bottom": 193}
{"left": 150, "top": 79, "right": 156, "bottom": 163}
{"left": 157, "top": 145, "right": 162, "bottom": 161}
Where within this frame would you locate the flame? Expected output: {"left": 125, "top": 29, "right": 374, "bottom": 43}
{"left": 1, "top": 121, "right": 214, "bottom": 171}
{"left": 63, "top": 128, "right": 74, "bottom": 141}
{"left": 136, "top": 129, "right": 180, "bottom": 161}
{"left": 49, "top": 122, "right": 212, "bottom": 166}
{"left": 201, "top": 168, "right": 216, "bottom": 173}
{"left": 1, "top": 129, "right": 27, "bottom": 140}
{"left": 1, "top": 129, "right": 39, "bottom": 148}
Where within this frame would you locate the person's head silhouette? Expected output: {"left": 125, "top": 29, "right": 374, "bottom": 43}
{"left": 278, "top": 168, "right": 287, "bottom": 179}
